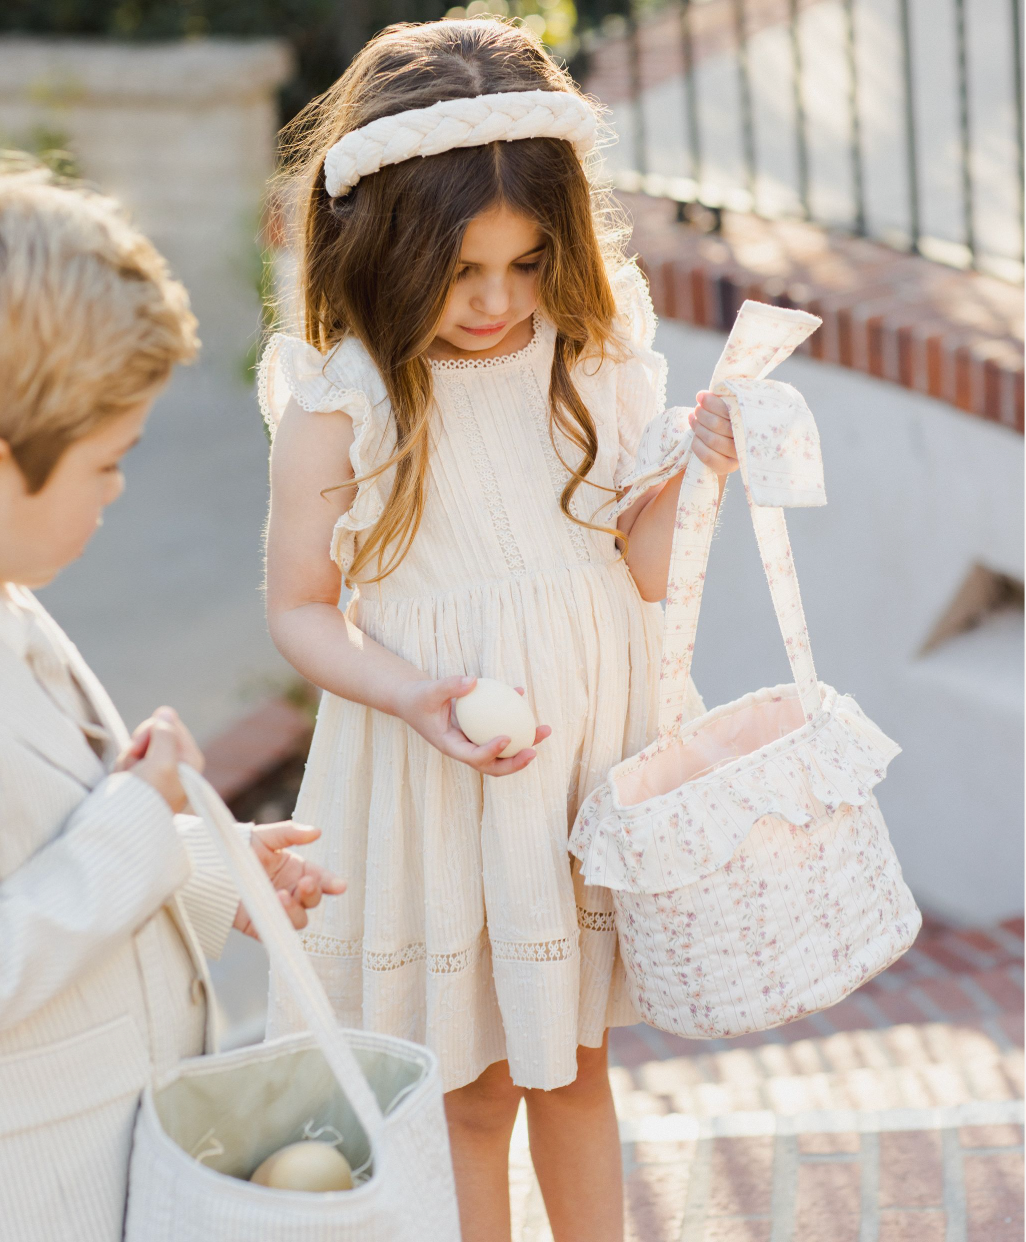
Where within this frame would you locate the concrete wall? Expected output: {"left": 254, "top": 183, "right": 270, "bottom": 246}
{"left": 657, "top": 318, "right": 1024, "bottom": 924}
{"left": 0, "top": 38, "right": 295, "bottom": 740}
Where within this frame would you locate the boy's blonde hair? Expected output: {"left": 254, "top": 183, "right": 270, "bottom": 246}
{"left": 0, "top": 163, "right": 199, "bottom": 492}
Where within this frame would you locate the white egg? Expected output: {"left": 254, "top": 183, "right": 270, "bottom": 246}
{"left": 455, "top": 677, "right": 537, "bottom": 759}
{"left": 250, "top": 1140, "right": 354, "bottom": 1192}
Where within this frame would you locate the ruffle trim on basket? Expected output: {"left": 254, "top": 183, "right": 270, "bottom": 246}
{"left": 568, "top": 686, "right": 901, "bottom": 893}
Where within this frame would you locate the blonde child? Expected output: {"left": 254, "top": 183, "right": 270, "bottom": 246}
{"left": 0, "top": 166, "right": 345, "bottom": 1242}
{"left": 261, "top": 19, "right": 738, "bottom": 1242}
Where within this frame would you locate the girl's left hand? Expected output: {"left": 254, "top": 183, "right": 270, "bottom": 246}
{"left": 233, "top": 822, "right": 347, "bottom": 938}
{"left": 688, "top": 392, "right": 739, "bottom": 477}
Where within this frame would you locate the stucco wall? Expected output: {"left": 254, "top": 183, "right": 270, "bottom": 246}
{"left": 657, "top": 318, "right": 1024, "bottom": 923}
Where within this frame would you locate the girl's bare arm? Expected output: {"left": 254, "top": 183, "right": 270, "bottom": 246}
{"left": 265, "top": 398, "right": 550, "bottom": 775}
{"left": 265, "top": 398, "right": 426, "bottom": 715}
{"left": 617, "top": 392, "right": 738, "bottom": 603}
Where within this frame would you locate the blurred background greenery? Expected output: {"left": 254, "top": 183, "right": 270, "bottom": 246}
{"left": 0, "top": 0, "right": 614, "bottom": 124}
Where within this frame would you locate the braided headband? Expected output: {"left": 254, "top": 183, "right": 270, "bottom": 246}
{"left": 323, "top": 89, "right": 598, "bottom": 198}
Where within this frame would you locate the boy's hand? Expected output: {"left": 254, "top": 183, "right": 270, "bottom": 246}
{"left": 118, "top": 708, "right": 196, "bottom": 812}
{"left": 115, "top": 706, "right": 205, "bottom": 778}
{"left": 233, "top": 822, "right": 347, "bottom": 939}
{"left": 396, "top": 676, "right": 552, "bottom": 777}
{"left": 688, "top": 392, "right": 739, "bottom": 477}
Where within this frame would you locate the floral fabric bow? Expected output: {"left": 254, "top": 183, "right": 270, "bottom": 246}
{"left": 611, "top": 300, "right": 826, "bottom": 517}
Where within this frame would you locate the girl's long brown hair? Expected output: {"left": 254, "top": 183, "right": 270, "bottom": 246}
{"left": 276, "top": 17, "right": 636, "bottom": 587}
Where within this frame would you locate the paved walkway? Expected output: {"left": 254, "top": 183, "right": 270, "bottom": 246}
{"left": 510, "top": 916, "right": 1024, "bottom": 1240}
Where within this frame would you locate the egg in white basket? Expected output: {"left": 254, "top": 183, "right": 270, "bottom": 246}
{"left": 455, "top": 678, "right": 536, "bottom": 759}
{"left": 250, "top": 1140, "right": 354, "bottom": 1192}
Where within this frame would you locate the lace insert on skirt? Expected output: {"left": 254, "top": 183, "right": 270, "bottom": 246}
{"left": 300, "top": 904, "right": 615, "bottom": 973}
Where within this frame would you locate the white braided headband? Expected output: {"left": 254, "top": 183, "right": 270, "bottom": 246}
{"left": 323, "top": 89, "right": 598, "bottom": 198}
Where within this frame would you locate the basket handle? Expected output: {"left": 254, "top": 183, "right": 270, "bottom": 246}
{"left": 656, "top": 302, "right": 823, "bottom": 738}
{"left": 177, "top": 763, "right": 386, "bottom": 1142}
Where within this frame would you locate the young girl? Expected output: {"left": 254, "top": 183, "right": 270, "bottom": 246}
{"left": 261, "top": 18, "right": 737, "bottom": 1241}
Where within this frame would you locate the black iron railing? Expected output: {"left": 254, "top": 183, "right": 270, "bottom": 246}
{"left": 574, "top": 0, "right": 1025, "bottom": 281}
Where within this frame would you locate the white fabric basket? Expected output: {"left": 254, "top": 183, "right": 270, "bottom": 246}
{"left": 568, "top": 301, "right": 921, "bottom": 1040}
{"left": 124, "top": 767, "right": 461, "bottom": 1241}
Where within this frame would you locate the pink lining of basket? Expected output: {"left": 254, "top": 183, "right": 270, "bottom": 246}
{"left": 614, "top": 686, "right": 809, "bottom": 807}
{"left": 571, "top": 684, "right": 901, "bottom": 892}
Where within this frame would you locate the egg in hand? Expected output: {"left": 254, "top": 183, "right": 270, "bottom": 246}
{"left": 455, "top": 678, "right": 537, "bottom": 759}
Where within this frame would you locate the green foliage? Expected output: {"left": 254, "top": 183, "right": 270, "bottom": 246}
{"left": 441, "top": 1, "right": 580, "bottom": 62}
{"left": 0, "top": 2, "right": 333, "bottom": 40}
{"left": 0, "top": 1, "right": 601, "bottom": 121}
{"left": 0, "top": 127, "right": 80, "bottom": 180}
{"left": 0, "top": 1, "right": 363, "bottom": 123}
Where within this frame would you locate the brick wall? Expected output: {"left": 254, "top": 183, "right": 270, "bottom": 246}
{"left": 622, "top": 192, "right": 1024, "bottom": 433}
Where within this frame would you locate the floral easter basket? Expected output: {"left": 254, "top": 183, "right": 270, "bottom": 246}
{"left": 568, "top": 301, "right": 921, "bottom": 1039}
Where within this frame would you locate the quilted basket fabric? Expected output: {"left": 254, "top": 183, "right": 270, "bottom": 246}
{"left": 125, "top": 1031, "right": 457, "bottom": 1242}
{"left": 612, "top": 797, "right": 920, "bottom": 1039}
{"left": 568, "top": 683, "right": 920, "bottom": 1038}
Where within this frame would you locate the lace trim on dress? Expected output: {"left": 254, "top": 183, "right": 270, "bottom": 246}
{"left": 301, "top": 932, "right": 362, "bottom": 958}
{"left": 428, "top": 311, "right": 543, "bottom": 371}
{"left": 446, "top": 376, "right": 528, "bottom": 577}
{"left": 491, "top": 936, "right": 578, "bottom": 963}
{"left": 576, "top": 907, "right": 616, "bottom": 933}
{"left": 523, "top": 366, "right": 591, "bottom": 565}
{"left": 255, "top": 336, "right": 276, "bottom": 431}
{"left": 300, "top": 931, "right": 482, "bottom": 975}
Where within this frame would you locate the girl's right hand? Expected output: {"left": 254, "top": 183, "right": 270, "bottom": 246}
{"left": 396, "top": 675, "right": 551, "bottom": 777}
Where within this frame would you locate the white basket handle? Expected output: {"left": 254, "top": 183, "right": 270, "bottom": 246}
{"left": 656, "top": 301, "right": 823, "bottom": 738}
{"left": 178, "top": 763, "right": 386, "bottom": 1142}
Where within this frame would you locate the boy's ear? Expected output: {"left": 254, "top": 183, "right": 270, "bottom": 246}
{"left": 0, "top": 438, "right": 11, "bottom": 463}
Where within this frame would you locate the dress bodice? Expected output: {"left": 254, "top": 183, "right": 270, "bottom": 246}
{"left": 257, "top": 260, "right": 668, "bottom": 603}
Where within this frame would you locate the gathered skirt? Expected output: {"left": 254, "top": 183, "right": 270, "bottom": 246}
{"left": 266, "top": 558, "right": 704, "bottom": 1091}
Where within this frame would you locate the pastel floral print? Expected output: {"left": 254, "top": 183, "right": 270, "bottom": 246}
{"left": 567, "top": 300, "right": 921, "bottom": 1040}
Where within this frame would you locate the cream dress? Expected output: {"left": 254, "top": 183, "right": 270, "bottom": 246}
{"left": 258, "top": 261, "right": 704, "bottom": 1091}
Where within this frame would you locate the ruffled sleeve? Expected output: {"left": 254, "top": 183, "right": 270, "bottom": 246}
{"left": 609, "top": 261, "right": 669, "bottom": 488}
{"left": 606, "top": 262, "right": 694, "bottom": 518}
{"left": 256, "top": 332, "right": 396, "bottom": 580}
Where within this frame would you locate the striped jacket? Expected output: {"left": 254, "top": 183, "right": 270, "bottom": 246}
{"left": 0, "top": 590, "right": 239, "bottom": 1241}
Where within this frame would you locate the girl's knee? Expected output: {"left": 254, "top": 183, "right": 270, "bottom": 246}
{"left": 445, "top": 1060, "right": 524, "bottom": 1135}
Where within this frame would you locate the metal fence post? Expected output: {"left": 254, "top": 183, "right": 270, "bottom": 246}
{"left": 626, "top": 0, "right": 648, "bottom": 176}
{"left": 733, "top": 0, "right": 757, "bottom": 210}
{"left": 897, "top": 0, "right": 921, "bottom": 253}
{"left": 953, "top": 0, "right": 976, "bottom": 264}
{"left": 843, "top": 0, "right": 867, "bottom": 236}
{"left": 680, "top": 0, "right": 703, "bottom": 192}
{"left": 789, "top": 0, "right": 811, "bottom": 220}
{"left": 1008, "top": 0, "right": 1013, "bottom": 259}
